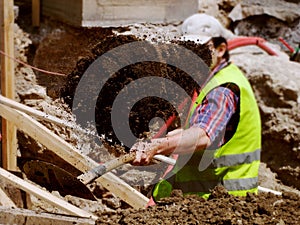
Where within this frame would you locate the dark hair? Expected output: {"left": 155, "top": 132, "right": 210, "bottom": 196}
{"left": 211, "top": 36, "right": 230, "bottom": 62}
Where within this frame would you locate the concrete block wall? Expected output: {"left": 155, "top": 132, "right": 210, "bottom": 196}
{"left": 41, "top": 0, "right": 198, "bottom": 27}
{"left": 82, "top": 0, "right": 198, "bottom": 26}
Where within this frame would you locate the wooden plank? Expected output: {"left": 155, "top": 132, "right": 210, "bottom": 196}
{"left": 0, "top": 186, "right": 16, "bottom": 208}
{"left": 0, "top": 167, "right": 97, "bottom": 220}
{"left": 32, "top": 0, "right": 40, "bottom": 27}
{"left": 0, "top": 95, "right": 74, "bottom": 128}
{"left": 0, "top": 104, "right": 150, "bottom": 209}
{"left": 0, "top": 103, "right": 93, "bottom": 172}
{"left": 0, "top": 206, "right": 95, "bottom": 225}
{"left": 0, "top": 0, "right": 17, "bottom": 171}
{"left": 97, "top": 172, "right": 150, "bottom": 208}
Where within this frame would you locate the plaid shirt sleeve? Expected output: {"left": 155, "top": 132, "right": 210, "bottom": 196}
{"left": 190, "top": 85, "right": 239, "bottom": 147}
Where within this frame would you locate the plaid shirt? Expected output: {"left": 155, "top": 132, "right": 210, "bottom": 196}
{"left": 189, "top": 60, "right": 239, "bottom": 147}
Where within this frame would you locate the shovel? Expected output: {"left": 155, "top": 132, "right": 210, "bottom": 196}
{"left": 78, "top": 152, "right": 175, "bottom": 185}
{"left": 23, "top": 153, "right": 175, "bottom": 200}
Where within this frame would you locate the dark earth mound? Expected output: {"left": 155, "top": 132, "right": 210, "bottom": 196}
{"left": 61, "top": 34, "right": 212, "bottom": 153}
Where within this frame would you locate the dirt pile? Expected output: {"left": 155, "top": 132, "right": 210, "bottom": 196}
{"left": 61, "top": 34, "right": 211, "bottom": 150}
{"left": 96, "top": 187, "right": 300, "bottom": 225}
{"left": 32, "top": 25, "right": 113, "bottom": 99}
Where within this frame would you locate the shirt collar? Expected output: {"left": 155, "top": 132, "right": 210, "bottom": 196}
{"left": 199, "top": 59, "right": 230, "bottom": 93}
{"left": 210, "top": 59, "right": 229, "bottom": 76}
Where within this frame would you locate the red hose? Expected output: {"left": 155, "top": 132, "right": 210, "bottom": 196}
{"left": 228, "top": 37, "right": 278, "bottom": 56}
{"left": 279, "top": 37, "right": 294, "bottom": 53}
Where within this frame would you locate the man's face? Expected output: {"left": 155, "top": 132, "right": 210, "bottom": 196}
{"left": 206, "top": 40, "right": 227, "bottom": 70}
{"left": 206, "top": 40, "right": 218, "bottom": 69}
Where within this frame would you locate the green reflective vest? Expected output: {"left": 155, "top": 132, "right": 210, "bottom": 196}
{"left": 153, "top": 63, "right": 261, "bottom": 201}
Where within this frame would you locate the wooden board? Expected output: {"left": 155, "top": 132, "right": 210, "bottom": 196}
{"left": 0, "top": 0, "right": 17, "bottom": 171}
{"left": 0, "top": 206, "right": 95, "bottom": 225}
{"left": 0, "top": 167, "right": 97, "bottom": 220}
{"left": 0, "top": 95, "right": 74, "bottom": 128}
{"left": 0, "top": 104, "right": 150, "bottom": 209}
{"left": 0, "top": 103, "right": 94, "bottom": 172}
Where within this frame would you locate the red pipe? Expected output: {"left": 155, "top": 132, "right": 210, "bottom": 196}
{"left": 153, "top": 89, "right": 198, "bottom": 138}
{"left": 278, "top": 37, "right": 294, "bottom": 53}
{"left": 228, "top": 37, "right": 278, "bottom": 56}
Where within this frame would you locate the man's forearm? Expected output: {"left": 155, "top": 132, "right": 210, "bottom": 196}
{"left": 156, "top": 127, "right": 211, "bottom": 155}
{"left": 131, "top": 127, "right": 211, "bottom": 165}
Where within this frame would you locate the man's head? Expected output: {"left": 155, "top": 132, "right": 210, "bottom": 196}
{"left": 181, "top": 14, "right": 231, "bottom": 68}
{"left": 210, "top": 36, "right": 230, "bottom": 65}
{"left": 181, "top": 14, "right": 228, "bottom": 45}
{"left": 181, "top": 13, "right": 234, "bottom": 44}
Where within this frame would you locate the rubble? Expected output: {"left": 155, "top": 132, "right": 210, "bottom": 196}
{"left": 229, "top": 0, "right": 300, "bottom": 23}
{"left": 199, "top": 0, "right": 300, "bottom": 46}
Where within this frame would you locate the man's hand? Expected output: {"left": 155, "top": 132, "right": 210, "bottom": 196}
{"left": 130, "top": 129, "right": 183, "bottom": 165}
{"left": 130, "top": 127, "right": 211, "bottom": 166}
{"left": 130, "top": 139, "right": 163, "bottom": 165}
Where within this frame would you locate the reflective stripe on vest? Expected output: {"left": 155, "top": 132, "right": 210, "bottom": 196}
{"left": 176, "top": 148, "right": 261, "bottom": 170}
{"left": 173, "top": 177, "right": 258, "bottom": 193}
{"left": 212, "top": 149, "right": 261, "bottom": 168}
{"left": 223, "top": 177, "right": 258, "bottom": 191}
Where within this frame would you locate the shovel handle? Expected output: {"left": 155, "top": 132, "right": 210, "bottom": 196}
{"left": 153, "top": 154, "right": 176, "bottom": 165}
{"left": 78, "top": 152, "right": 136, "bottom": 185}
{"left": 78, "top": 152, "right": 177, "bottom": 185}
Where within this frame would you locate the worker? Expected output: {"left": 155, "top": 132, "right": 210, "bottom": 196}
{"left": 131, "top": 14, "right": 261, "bottom": 202}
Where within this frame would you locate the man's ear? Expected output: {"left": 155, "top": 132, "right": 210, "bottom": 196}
{"left": 216, "top": 43, "right": 227, "bottom": 58}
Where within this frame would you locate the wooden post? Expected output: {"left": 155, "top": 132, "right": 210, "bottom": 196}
{"left": 0, "top": 0, "right": 17, "bottom": 171}
{"left": 32, "top": 0, "right": 40, "bottom": 27}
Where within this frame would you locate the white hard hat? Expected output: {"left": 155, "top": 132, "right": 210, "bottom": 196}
{"left": 181, "top": 13, "right": 230, "bottom": 44}
{"left": 180, "top": 34, "right": 212, "bottom": 45}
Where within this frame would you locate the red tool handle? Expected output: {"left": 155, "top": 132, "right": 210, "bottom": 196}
{"left": 153, "top": 96, "right": 189, "bottom": 138}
